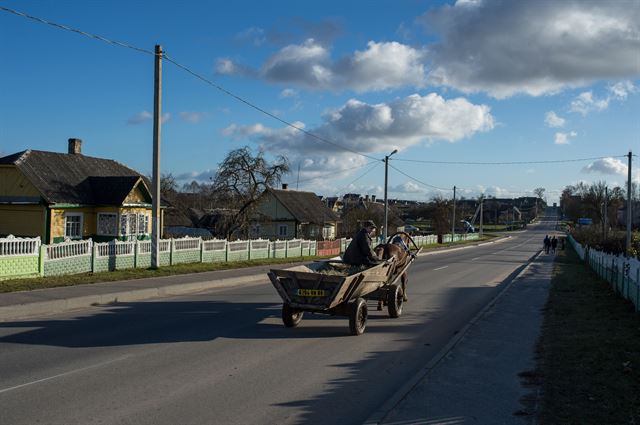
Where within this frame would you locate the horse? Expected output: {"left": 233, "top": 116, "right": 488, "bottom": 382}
{"left": 374, "top": 232, "right": 414, "bottom": 310}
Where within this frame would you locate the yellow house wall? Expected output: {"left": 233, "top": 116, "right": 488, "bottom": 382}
{"left": 0, "top": 166, "right": 41, "bottom": 197}
{"left": 0, "top": 205, "right": 45, "bottom": 238}
{"left": 124, "top": 185, "right": 149, "bottom": 204}
{"left": 50, "top": 207, "right": 159, "bottom": 240}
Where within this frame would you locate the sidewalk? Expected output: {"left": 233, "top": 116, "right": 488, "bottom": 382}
{"left": 368, "top": 252, "right": 553, "bottom": 425}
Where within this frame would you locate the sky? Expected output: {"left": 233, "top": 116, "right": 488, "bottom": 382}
{"left": 1, "top": 0, "right": 639, "bottom": 205}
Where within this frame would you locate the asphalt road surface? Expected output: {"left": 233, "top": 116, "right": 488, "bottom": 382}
{"left": 0, "top": 218, "right": 557, "bottom": 425}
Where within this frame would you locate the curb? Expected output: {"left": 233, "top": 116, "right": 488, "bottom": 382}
{"left": 0, "top": 274, "right": 266, "bottom": 322}
{"left": 363, "top": 248, "right": 543, "bottom": 425}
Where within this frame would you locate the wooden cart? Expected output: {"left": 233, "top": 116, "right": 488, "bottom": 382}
{"left": 267, "top": 244, "right": 421, "bottom": 335}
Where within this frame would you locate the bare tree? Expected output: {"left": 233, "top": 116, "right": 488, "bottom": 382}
{"left": 212, "top": 147, "right": 289, "bottom": 238}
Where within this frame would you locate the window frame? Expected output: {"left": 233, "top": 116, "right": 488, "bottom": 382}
{"left": 64, "top": 212, "right": 83, "bottom": 240}
{"left": 278, "top": 224, "right": 288, "bottom": 237}
{"left": 97, "top": 212, "right": 118, "bottom": 236}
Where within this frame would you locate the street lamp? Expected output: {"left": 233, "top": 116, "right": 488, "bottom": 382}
{"left": 383, "top": 149, "right": 398, "bottom": 242}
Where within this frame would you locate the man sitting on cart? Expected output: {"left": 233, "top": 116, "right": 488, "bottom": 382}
{"left": 343, "top": 220, "right": 381, "bottom": 266}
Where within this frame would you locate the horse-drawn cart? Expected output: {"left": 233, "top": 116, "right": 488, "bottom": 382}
{"left": 267, "top": 238, "right": 421, "bottom": 335}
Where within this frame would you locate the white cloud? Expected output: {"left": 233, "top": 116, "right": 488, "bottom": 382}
{"left": 582, "top": 157, "right": 627, "bottom": 175}
{"left": 391, "top": 181, "right": 427, "bottom": 194}
{"left": 179, "top": 111, "right": 206, "bottom": 123}
{"left": 279, "top": 88, "right": 298, "bottom": 98}
{"left": 569, "top": 91, "right": 609, "bottom": 115}
{"left": 127, "top": 111, "right": 170, "bottom": 125}
{"left": 221, "top": 39, "right": 427, "bottom": 92}
{"left": 223, "top": 93, "right": 494, "bottom": 184}
{"left": 127, "top": 111, "right": 152, "bottom": 125}
{"left": 544, "top": 111, "right": 565, "bottom": 128}
{"left": 420, "top": 1, "right": 640, "bottom": 98}
{"left": 609, "top": 81, "right": 636, "bottom": 100}
{"left": 554, "top": 131, "right": 577, "bottom": 145}
{"left": 175, "top": 169, "right": 216, "bottom": 183}
{"left": 235, "top": 27, "right": 266, "bottom": 46}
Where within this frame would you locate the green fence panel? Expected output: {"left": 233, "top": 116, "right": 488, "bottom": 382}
{"left": 0, "top": 256, "right": 39, "bottom": 280}
{"left": 44, "top": 256, "right": 92, "bottom": 277}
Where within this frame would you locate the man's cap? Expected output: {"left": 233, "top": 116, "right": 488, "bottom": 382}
{"left": 363, "top": 220, "right": 376, "bottom": 228}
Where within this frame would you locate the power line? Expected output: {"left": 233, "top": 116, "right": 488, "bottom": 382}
{"left": 0, "top": 6, "right": 154, "bottom": 55}
{"left": 387, "top": 163, "right": 451, "bottom": 192}
{"left": 392, "top": 155, "right": 627, "bottom": 165}
{"left": 162, "top": 54, "right": 379, "bottom": 161}
{"left": 334, "top": 161, "right": 382, "bottom": 195}
{"left": 295, "top": 160, "right": 379, "bottom": 185}
{"left": 0, "top": 6, "right": 379, "bottom": 162}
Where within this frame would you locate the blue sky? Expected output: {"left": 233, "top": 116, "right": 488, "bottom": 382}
{"left": 1, "top": 0, "right": 638, "bottom": 204}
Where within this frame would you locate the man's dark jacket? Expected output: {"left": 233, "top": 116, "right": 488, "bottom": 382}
{"left": 343, "top": 228, "right": 378, "bottom": 266}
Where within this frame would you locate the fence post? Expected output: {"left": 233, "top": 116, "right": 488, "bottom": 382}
{"left": 134, "top": 239, "right": 138, "bottom": 269}
{"left": 200, "top": 238, "right": 204, "bottom": 263}
{"left": 170, "top": 238, "right": 174, "bottom": 266}
{"left": 38, "top": 244, "right": 46, "bottom": 276}
{"left": 248, "top": 240, "right": 251, "bottom": 261}
{"left": 636, "top": 268, "right": 640, "bottom": 313}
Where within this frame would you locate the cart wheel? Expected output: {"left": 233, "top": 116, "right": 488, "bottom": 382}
{"left": 348, "top": 298, "right": 368, "bottom": 336}
{"left": 387, "top": 285, "right": 404, "bottom": 318}
{"left": 282, "top": 304, "right": 304, "bottom": 327}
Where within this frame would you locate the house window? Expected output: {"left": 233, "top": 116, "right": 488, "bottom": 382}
{"left": 137, "top": 213, "right": 149, "bottom": 234}
{"left": 64, "top": 213, "right": 83, "bottom": 239}
{"left": 97, "top": 213, "right": 118, "bottom": 236}
{"left": 278, "top": 224, "right": 288, "bottom": 237}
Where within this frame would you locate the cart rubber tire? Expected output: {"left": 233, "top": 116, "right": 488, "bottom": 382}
{"left": 348, "top": 298, "right": 368, "bottom": 336}
{"left": 387, "top": 284, "right": 404, "bottom": 318}
{"left": 282, "top": 304, "right": 304, "bottom": 327}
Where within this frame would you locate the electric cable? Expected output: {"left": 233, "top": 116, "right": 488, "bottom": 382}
{"left": 392, "top": 155, "right": 627, "bottom": 165}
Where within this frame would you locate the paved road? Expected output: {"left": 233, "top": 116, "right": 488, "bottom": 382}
{"left": 0, "top": 222, "right": 554, "bottom": 425}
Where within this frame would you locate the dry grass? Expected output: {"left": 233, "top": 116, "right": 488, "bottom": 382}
{"left": 536, "top": 245, "right": 640, "bottom": 424}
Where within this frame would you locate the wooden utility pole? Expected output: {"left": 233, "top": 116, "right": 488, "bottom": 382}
{"left": 151, "top": 45, "right": 162, "bottom": 269}
{"left": 451, "top": 186, "right": 456, "bottom": 240}
{"left": 626, "top": 151, "right": 633, "bottom": 255}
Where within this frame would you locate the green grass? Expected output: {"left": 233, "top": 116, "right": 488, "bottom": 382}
{"left": 0, "top": 256, "right": 314, "bottom": 293}
{"left": 536, "top": 245, "right": 640, "bottom": 424}
{"left": 0, "top": 235, "right": 498, "bottom": 294}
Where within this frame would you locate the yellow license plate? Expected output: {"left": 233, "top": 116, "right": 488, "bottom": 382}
{"left": 296, "top": 289, "right": 328, "bottom": 297}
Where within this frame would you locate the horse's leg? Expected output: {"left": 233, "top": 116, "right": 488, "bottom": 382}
{"left": 401, "top": 272, "right": 408, "bottom": 302}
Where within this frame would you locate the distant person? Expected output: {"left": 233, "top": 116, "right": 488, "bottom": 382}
{"left": 551, "top": 236, "right": 558, "bottom": 253}
{"left": 343, "top": 221, "right": 380, "bottom": 266}
{"left": 543, "top": 235, "right": 550, "bottom": 254}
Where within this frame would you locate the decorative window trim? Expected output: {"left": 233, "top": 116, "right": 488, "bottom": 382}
{"left": 64, "top": 212, "right": 83, "bottom": 239}
{"left": 97, "top": 213, "right": 118, "bottom": 236}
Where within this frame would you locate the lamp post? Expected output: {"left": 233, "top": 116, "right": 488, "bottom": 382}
{"left": 383, "top": 149, "right": 398, "bottom": 242}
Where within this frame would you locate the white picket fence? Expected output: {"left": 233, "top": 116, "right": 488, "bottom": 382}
{"left": 46, "top": 239, "right": 92, "bottom": 260}
{"left": 568, "top": 234, "right": 640, "bottom": 312}
{"left": 0, "top": 236, "right": 41, "bottom": 256}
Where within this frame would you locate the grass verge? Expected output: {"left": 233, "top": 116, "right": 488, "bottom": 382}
{"left": 536, "top": 244, "right": 640, "bottom": 424}
{"left": 0, "top": 235, "right": 498, "bottom": 294}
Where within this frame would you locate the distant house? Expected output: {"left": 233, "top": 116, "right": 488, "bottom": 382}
{"left": 0, "top": 139, "right": 163, "bottom": 243}
{"left": 253, "top": 186, "right": 340, "bottom": 240}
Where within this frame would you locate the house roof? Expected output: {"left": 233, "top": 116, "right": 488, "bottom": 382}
{"left": 267, "top": 188, "right": 339, "bottom": 224}
{"left": 0, "top": 149, "right": 150, "bottom": 205}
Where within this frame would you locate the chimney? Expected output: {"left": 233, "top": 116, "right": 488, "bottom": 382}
{"left": 372, "top": 195, "right": 376, "bottom": 202}
{"left": 68, "top": 138, "right": 82, "bottom": 155}
{"left": 365, "top": 195, "right": 370, "bottom": 202}
{"left": 282, "top": 183, "right": 288, "bottom": 190}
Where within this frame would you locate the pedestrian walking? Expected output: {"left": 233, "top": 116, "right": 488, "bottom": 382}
{"left": 551, "top": 236, "right": 557, "bottom": 254}
{"left": 543, "top": 235, "right": 550, "bottom": 254}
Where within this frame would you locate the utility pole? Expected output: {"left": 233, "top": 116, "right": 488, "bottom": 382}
{"left": 479, "top": 197, "right": 484, "bottom": 237}
{"left": 603, "top": 186, "right": 608, "bottom": 240}
{"left": 383, "top": 149, "right": 397, "bottom": 242}
{"left": 451, "top": 186, "right": 456, "bottom": 240}
{"left": 151, "top": 45, "right": 162, "bottom": 269}
{"left": 626, "top": 151, "right": 633, "bottom": 255}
